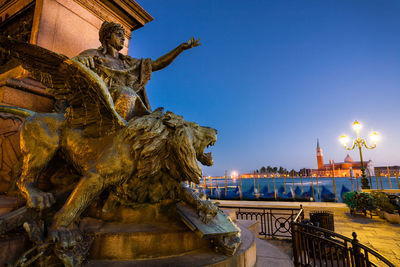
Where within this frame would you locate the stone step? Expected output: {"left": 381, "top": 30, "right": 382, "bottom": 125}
{"left": 85, "top": 222, "right": 256, "bottom": 267}
{"left": 83, "top": 219, "right": 209, "bottom": 260}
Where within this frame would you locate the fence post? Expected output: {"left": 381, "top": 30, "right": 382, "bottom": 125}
{"left": 291, "top": 222, "right": 300, "bottom": 267}
{"left": 352, "top": 232, "right": 362, "bottom": 267}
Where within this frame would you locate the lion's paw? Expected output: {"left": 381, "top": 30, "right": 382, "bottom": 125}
{"left": 26, "top": 188, "right": 55, "bottom": 210}
{"left": 49, "top": 225, "right": 82, "bottom": 249}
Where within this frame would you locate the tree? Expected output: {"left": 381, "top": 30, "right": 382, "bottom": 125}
{"left": 260, "top": 166, "right": 266, "bottom": 173}
{"left": 272, "top": 167, "right": 278, "bottom": 173}
{"left": 267, "top": 166, "right": 272, "bottom": 173}
{"left": 278, "top": 166, "right": 285, "bottom": 174}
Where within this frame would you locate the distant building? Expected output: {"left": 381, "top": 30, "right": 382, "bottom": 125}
{"left": 374, "top": 166, "right": 400, "bottom": 176}
{"left": 310, "top": 140, "right": 374, "bottom": 177}
{"left": 299, "top": 168, "right": 312, "bottom": 177}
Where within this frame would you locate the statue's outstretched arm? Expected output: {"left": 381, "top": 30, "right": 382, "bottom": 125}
{"left": 152, "top": 37, "right": 200, "bottom": 71}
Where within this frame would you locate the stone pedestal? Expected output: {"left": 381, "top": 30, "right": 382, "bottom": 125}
{"left": 0, "top": 0, "right": 152, "bottom": 190}
{"left": 84, "top": 222, "right": 257, "bottom": 267}
{"left": 0, "top": 201, "right": 257, "bottom": 266}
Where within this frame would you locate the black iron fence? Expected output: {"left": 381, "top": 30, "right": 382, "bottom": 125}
{"left": 292, "top": 209, "right": 395, "bottom": 267}
{"left": 218, "top": 205, "right": 302, "bottom": 238}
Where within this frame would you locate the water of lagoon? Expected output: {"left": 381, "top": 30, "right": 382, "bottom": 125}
{"left": 196, "top": 176, "right": 400, "bottom": 203}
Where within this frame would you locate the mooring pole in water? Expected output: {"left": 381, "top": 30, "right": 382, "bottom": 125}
{"left": 357, "top": 175, "right": 360, "bottom": 191}
{"left": 210, "top": 176, "right": 213, "bottom": 196}
{"left": 273, "top": 174, "right": 277, "bottom": 200}
{"left": 396, "top": 172, "right": 400, "bottom": 190}
{"left": 366, "top": 168, "right": 372, "bottom": 189}
{"left": 300, "top": 174, "right": 303, "bottom": 193}
{"left": 225, "top": 170, "right": 227, "bottom": 197}
{"left": 316, "top": 174, "right": 320, "bottom": 199}
{"left": 387, "top": 166, "right": 392, "bottom": 189}
{"left": 239, "top": 175, "right": 243, "bottom": 200}
{"left": 350, "top": 170, "right": 354, "bottom": 191}
{"left": 253, "top": 171, "right": 256, "bottom": 195}
{"left": 257, "top": 174, "right": 260, "bottom": 196}
{"left": 267, "top": 174, "right": 270, "bottom": 194}
{"left": 332, "top": 163, "right": 337, "bottom": 202}
{"left": 311, "top": 176, "right": 315, "bottom": 201}
{"left": 379, "top": 171, "right": 383, "bottom": 189}
{"left": 292, "top": 172, "right": 295, "bottom": 200}
{"left": 376, "top": 170, "right": 380, "bottom": 189}
{"left": 203, "top": 176, "right": 206, "bottom": 190}
{"left": 283, "top": 174, "right": 286, "bottom": 194}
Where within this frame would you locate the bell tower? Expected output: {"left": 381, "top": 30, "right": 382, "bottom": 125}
{"left": 316, "top": 139, "right": 323, "bottom": 169}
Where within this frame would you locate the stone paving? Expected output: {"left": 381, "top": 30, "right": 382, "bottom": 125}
{"left": 255, "top": 238, "right": 293, "bottom": 267}
{"left": 334, "top": 214, "right": 400, "bottom": 266}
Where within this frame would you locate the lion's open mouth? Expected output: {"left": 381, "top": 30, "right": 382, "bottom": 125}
{"left": 198, "top": 140, "right": 216, "bottom": 166}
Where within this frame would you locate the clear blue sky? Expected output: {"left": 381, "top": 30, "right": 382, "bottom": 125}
{"left": 131, "top": 0, "right": 400, "bottom": 176}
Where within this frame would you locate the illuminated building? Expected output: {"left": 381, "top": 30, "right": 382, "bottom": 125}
{"left": 311, "top": 140, "right": 374, "bottom": 177}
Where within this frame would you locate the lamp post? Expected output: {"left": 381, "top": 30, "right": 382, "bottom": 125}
{"left": 339, "top": 120, "right": 379, "bottom": 189}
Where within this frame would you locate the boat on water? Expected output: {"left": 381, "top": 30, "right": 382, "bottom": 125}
{"left": 259, "top": 185, "right": 275, "bottom": 200}
{"left": 277, "top": 185, "right": 293, "bottom": 201}
{"left": 340, "top": 184, "right": 351, "bottom": 201}
{"left": 295, "top": 186, "right": 314, "bottom": 201}
{"left": 242, "top": 185, "right": 259, "bottom": 200}
{"left": 320, "top": 186, "right": 336, "bottom": 202}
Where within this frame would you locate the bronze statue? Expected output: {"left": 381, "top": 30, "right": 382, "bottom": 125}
{"left": 74, "top": 21, "right": 200, "bottom": 121}
{"left": 0, "top": 22, "right": 240, "bottom": 266}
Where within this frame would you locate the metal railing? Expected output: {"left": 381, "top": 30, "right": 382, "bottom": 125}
{"left": 292, "top": 212, "right": 395, "bottom": 267}
{"left": 218, "top": 204, "right": 302, "bottom": 238}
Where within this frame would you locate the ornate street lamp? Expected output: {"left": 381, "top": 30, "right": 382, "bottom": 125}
{"left": 339, "top": 120, "right": 380, "bottom": 189}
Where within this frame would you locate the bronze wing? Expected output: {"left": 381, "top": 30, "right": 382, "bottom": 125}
{"left": 0, "top": 36, "right": 127, "bottom": 136}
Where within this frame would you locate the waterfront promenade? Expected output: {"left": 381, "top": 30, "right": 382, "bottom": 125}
{"left": 218, "top": 200, "right": 400, "bottom": 266}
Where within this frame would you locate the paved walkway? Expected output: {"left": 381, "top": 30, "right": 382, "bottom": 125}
{"left": 334, "top": 214, "right": 400, "bottom": 266}
{"left": 255, "top": 238, "right": 293, "bottom": 267}
{"left": 220, "top": 200, "right": 400, "bottom": 266}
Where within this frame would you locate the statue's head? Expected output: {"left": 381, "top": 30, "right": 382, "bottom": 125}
{"left": 99, "top": 21, "right": 125, "bottom": 52}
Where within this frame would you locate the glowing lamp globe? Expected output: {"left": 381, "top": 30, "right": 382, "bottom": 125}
{"left": 340, "top": 134, "right": 350, "bottom": 145}
{"left": 352, "top": 120, "right": 362, "bottom": 133}
{"left": 369, "top": 132, "right": 380, "bottom": 144}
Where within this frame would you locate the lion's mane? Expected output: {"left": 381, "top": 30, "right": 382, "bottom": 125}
{"left": 113, "top": 110, "right": 203, "bottom": 204}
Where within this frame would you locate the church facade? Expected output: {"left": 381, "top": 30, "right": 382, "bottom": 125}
{"left": 310, "top": 140, "right": 374, "bottom": 177}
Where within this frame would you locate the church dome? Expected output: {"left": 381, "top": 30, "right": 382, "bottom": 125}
{"left": 344, "top": 154, "right": 353, "bottom": 163}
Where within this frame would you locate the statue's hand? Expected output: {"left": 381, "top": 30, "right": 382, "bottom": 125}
{"left": 181, "top": 37, "right": 201, "bottom": 50}
{"left": 75, "top": 56, "right": 96, "bottom": 69}
{"left": 25, "top": 186, "right": 55, "bottom": 210}
{"left": 49, "top": 224, "right": 82, "bottom": 249}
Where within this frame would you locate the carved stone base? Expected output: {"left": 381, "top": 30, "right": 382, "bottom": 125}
{"left": 84, "top": 222, "right": 256, "bottom": 267}
{"left": 82, "top": 219, "right": 209, "bottom": 260}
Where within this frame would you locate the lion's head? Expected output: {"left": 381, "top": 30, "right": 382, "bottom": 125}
{"left": 163, "top": 111, "right": 217, "bottom": 184}
{"left": 117, "top": 109, "right": 217, "bottom": 203}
